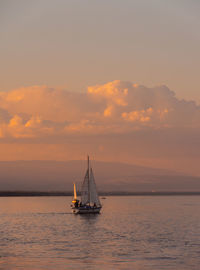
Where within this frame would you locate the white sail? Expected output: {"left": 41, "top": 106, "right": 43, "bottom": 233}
{"left": 81, "top": 169, "right": 90, "bottom": 205}
{"left": 89, "top": 168, "right": 101, "bottom": 206}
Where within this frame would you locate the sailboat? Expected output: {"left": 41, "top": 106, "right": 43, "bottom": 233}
{"left": 71, "top": 156, "right": 102, "bottom": 214}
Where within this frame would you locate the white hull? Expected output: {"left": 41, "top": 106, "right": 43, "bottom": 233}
{"left": 71, "top": 206, "right": 101, "bottom": 214}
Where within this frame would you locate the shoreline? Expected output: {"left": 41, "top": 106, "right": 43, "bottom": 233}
{"left": 0, "top": 191, "right": 200, "bottom": 197}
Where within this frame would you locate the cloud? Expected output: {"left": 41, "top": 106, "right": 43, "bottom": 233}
{"left": 88, "top": 80, "right": 200, "bottom": 129}
{"left": 88, "top": 80, "right": 129, "bottom": 106}
{"left": 0, "top": 81, "right": 199, "bottom": 139}
{"left": 122, "top": 108, "right": 153, "bottom": 123}
{"left": 88, "top": 80, "right": 130, "bottom": 118}
{"left": 0, "top": 85, "right": 94, "bottom": 122}
{"left": 0, "top": 108, "right": 11, "bottom": 123}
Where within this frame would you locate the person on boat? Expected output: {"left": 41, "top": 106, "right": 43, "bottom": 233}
{"left": 74, "top": 199, "right": 79, "bottom": 208}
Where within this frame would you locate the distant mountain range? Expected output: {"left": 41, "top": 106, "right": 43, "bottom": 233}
{"left": 0, "top": 160, "right": 199, "bottom": 192}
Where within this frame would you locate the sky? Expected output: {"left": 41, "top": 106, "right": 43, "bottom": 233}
{"left": 0, "top": 0, "right": 200, "bottom": 177}
{"left": 1, "top": 0, "right": 200, "bottom": 100}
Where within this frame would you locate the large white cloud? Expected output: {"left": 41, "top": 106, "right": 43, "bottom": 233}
{"left": 88, "top": 80, "right": 200, "bottom": 129}
{"left": 0, "top": 80, "right": 199, "bottom": 138}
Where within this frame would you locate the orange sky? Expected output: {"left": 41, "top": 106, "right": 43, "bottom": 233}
{"left": 1, "top": 1, "right": 200, "bottom": 101}
{"left": 0, "top": 81, "right": 200, "bottom": 176}
{"left": 0, "top": 1, "right": 200, "bottom": 177}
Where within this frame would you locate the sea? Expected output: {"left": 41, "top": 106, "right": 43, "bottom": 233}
{"left": 0, "top": 196, "right": 199, "bottom": 270}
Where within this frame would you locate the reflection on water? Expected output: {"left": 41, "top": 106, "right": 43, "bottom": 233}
{"left": 0, "top": 196, "right": 200, "bottom": 269}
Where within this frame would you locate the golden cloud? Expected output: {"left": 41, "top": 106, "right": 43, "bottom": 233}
{"left": 88, "top": 80, "right": 128, "bottom": 106}
{"left": 122, "top": 108, "right": 153, "bottom": 122}
{"left": 0, "top": 81, "right": 199, "bottom": 139}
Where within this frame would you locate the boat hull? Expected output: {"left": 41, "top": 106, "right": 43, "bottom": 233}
{"left": 71, "top": 206, "right": 101, "bottom": 214}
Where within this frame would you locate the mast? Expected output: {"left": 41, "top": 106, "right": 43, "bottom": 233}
{"left": 88, "top": 155, "right": 90, "bottom": 178}
{"left": 88, "top": 155, "right": 90, "bottom": 205}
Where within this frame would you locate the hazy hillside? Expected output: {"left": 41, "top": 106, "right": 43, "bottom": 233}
{"left": 0, "top": 160, "right": 199, "bottom": 191}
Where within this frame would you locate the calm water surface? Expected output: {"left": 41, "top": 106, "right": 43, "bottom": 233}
{"left": 0, "top": 196, "right": 200, "bottom": 270}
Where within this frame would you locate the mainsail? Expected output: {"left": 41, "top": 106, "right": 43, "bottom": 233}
{"left": 81, "top": 169, "right": 89, "bottom": 205}
{"left": 89, "top": 168, "right": 101, "bottom": 206}
{"left": 80, "top": 157, "right": 101, "bottom": 206}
